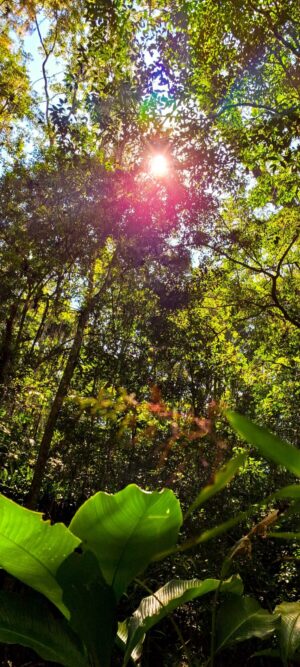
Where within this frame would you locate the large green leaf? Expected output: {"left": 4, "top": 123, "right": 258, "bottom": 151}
{"left": 216, "top": 596, "right": 279, "bottom": 653}
{"left": 225, "top": 411, "right": 300, "bottom": 477}
{"left": 69, "top": 484, "right": 182, "bottom": 599}
{"left": 185, "top": 453, "right": 247, "bottom": 518}
{"left": 0, "top": 589, "right": 87, "bottom": 666}
{"left": 0, "top": 495, "right": 80, "bottom": 616}
{"left": 275, "top": 601, "right": 300, "bottom": 665}
{"left": 122, "top": 575, "right": 243, "bottom": 665}
{"left": 57, "top": 550, "right": 117, "bottom": 667}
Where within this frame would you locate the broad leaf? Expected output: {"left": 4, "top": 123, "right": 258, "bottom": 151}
{"left": 57, "top": 551, "right": 117, "bottom": 667}
{"left": 216, "top": 596, "right": 279, "bottom": 652}
{"left": 0, "top": 495, "right": 80, "bottom": 616}
{"left": 225, "top": 411, "right": 300, "bottom": 477}
{"left": 275, "top": 601, "right": 300, "bottom": 665}
{"left": 69, "top": 484, "right": 182, "bottom": 599}
{"left": 0, "top": 589, "right": 87, "bottom": 666}
{"left": 185, "top": 453, "right": 247, "bottom": 518}
{"left": 122, "top": 575, "right": 243, "bottom": 665}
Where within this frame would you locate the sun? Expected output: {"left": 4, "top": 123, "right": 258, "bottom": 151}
{"left": 149, "top": 154, "right": 169, "bottom": 177}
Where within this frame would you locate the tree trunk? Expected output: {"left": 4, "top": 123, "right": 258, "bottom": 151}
{"left": 26, "top": 303, "right": 90, "bottom": 508}
{"left": 26, "top": 252, "right": 116, "bottom": 508}
{"left": 0, "top": 302, "right": 18, "bottom": 393}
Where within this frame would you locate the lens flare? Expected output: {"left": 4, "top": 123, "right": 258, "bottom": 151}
{"left": 149, "top": 154, "right": 168, "bottom": 177}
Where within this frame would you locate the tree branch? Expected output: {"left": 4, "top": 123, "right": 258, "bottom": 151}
{"left": 35, "top": 15, "right": 58, "bottom": 145}
{"left": 270, "top": 231, "right": 300, "bottom": 328}
{"left": 214, "top": 101, "right": 300, "bottom": 119}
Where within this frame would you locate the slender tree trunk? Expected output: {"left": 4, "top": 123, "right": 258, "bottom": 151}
{"left": 26, "top": 303, "right": 91, "bottom": 508}
{"left": 26, "top": 251, "right": 116, "bottom": 508}
{"left": 27, "top": 298, "right": 49, "bottom": 359}
{"left": 0, "top": 302, "right": 18, "bottom": 392}
{"left": 14, "top": 294, "right": 31, "bottom": 351}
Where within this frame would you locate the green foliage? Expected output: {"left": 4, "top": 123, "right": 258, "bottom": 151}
{"left": 121, "top": 575, "right": 243, "bottom": 665}
{"left": 0, "top": 0, "right": 299, "bottom": 664}
{"left": 0, "top": 589, "right": 86, "bottom": 667}
{"left": 0, "top": 30, "right": 32, "bottom": 136}
{"left": 0, "top": 487, "right": 174, "bottom": 665}
{"left": 185, "top": 452, "right": 247, "bottom": 518}
{"left": 69, "top": 484, "right": 182, "bottom": 599}
{"left": 275, "top": 601, "right": 300, "bottom": 665}
{"left": 57, "top": 551, "right": 116, "bottom": 667}
{"left": 0, "top": 482, "right": 236, "bottom": 666}
{"left": 0, "top": 412, "right": 299, "bottom": 665}
{"left": 226, "top": 410, "right": 300, "bottom": 477}
{"left": 215, "top": 596, "right": 280, "bottom": 652}
{"left": 216, "top": 598, "right": 300, "bottom": 666}
{"left": 0, "top": 444, "right": 280, "bottom": 666}
{"left": 0, "top": 494, "right": 80, "bottom": 616}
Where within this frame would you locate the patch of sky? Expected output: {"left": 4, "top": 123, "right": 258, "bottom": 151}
{"left": 190, "top": 247, "right": 211, "bottom": 268}
{"left": 166, "top": 225, "right": 212, "bottom": 269}
{"left": 253, "top": 202, "right": 281, "bottom": 219}
{"left": 290, "top": 137, "right": 300, "bottom": 150}
{"left": 23, "top": 13, "right": 65, "bottom": 101}
{"left": 7, "top": 13, "right": 66, "bottom": 158}
{"left": 245, "top": 174, "right": 257, "bottom": 193}
{"left": 137, "top": 15, "right": 177, "bottom": 123}
{"left": 22, "top": 6, "right": 176, "bottom": 158}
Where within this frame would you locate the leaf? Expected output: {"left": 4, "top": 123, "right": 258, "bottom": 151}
{"left": 268, "top": 532, "right": 300, "bottom": 540}
{"left": 216, "top": 596, "right": 279, "bottom": 653}
{"left": 225, "top": 411, "right": 300, "bottom": 477}
{"left": 69, "top": 484, "right": 182, "bottom": 599}
{"left": 0, "top": 494, "right": 80, "bottom": 617}
{"left": 251, "top": 649, "right": 281, "bottom": 658}
{"left": 116, "top": 620, "right": 129, "bottom": 653}
{"left": 185, "top": 453, "right": 247, "bottom": 518}
{"left": 276, "top": 485, "right": 300, "bottom": 499}
{"left": 117, "top": 620, "right": 143, "bottom": 665}
{"left": 0, "top": 589, "right": 87, "bottom": 666}
{"left": 175, "top": 484, "right": 300, "bottom": 556}
{"left": 57, "top": 551, "right": 117, "bottom": 667}
{"left": 276, "top": 357, "right": 290, "bottom": 367}
{"left": 275, "top": 601, "right": 300, "bottom": 665}
{"left": 122, "top": 575, "right": 243, "bottom": 665}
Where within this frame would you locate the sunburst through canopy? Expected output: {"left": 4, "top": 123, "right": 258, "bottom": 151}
{"left": 149, "top": 154, "right": 169, "bottom": 177}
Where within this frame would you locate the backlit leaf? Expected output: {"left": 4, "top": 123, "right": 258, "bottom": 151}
{"left": 225, "top": 411, "right": 300, "bottom": 477}
{"left": 69, "top": 484, "right": 182, "bottom": 599}
{"left": 0, "top": 495, "right": 80, "bottom": 617}
{"left": 122, "top": 575, "right": 243, "bottom": 665}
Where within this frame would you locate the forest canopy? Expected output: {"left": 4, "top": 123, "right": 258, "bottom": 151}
{"left": 0, "top": 1, "right": 299, "bottom": 666}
